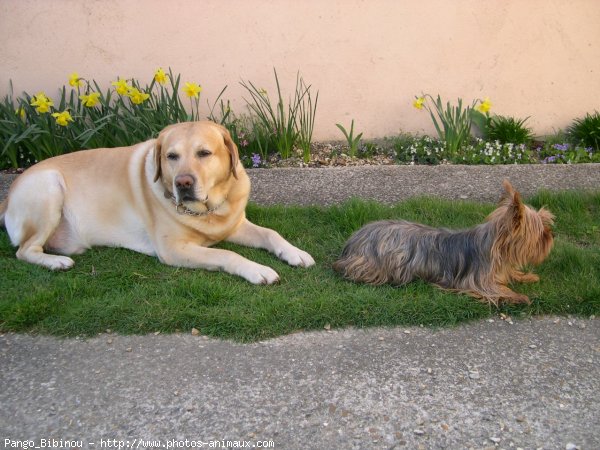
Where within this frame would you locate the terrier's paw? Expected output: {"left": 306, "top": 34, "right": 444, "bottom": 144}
{"left": 502, "top": 292, "right": 531, "bottom": 305}
{"left": 517, "top": 273, "right": 540, "bottom": 283}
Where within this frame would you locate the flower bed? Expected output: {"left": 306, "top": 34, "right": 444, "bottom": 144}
{"left": 1, "top": 69, "right": 598, "bottom": 170}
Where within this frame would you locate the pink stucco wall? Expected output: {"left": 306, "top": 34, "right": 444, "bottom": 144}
{"left": 1, "top": 0, "right": 598, "bottom": 140}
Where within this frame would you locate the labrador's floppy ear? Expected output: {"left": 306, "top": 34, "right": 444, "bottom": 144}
{"left": 153, "top": 134, "right": 163, "bottom": 183}
{"left": 153, "top": 124, "right": 178, "bottom": 182}
{"left": 215, "top": 123, "right": 239, "bottom": 179}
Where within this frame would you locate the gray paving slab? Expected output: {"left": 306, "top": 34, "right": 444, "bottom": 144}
{"left": 245, "top": 164, "right": 600, "bottom": 206}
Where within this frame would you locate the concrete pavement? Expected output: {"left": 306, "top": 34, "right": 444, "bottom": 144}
{"left": 1, "top": 317, "right": 598, "bottom": 449}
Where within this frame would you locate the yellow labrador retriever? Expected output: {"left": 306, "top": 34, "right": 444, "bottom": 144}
{"left": 0, "top": 121, "right": 314, "bottom": 284}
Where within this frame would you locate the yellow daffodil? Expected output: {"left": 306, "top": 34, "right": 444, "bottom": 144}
{"left": 154, "top": 68, "right": 167, "bottom": 84}
{"left": 413, "top": 97, "right": 425, "bottom": 110}
{"left": 30, "top": 92, "right": 54, "bottom": 114}
{"left": 477, "top": 97, "right": 492, "bottom": 113}
{"left": 127, "top": 87, "right": 150, "bottom": 105}
{"left": 80, "top": 92, "right": 101, "bottom": 107}
{"left": 183, "top": 82, "right": 202, "bottom": 98}
{"left": 111, "top": 78, "right": 131, "bottom": 95}
{"left": 15, "top": 107, "right": 26, "bottom": 120}
{"left": 51, "top": 110, "right": 74, "bottom": 127}
{"left": 68, "top": 72, "right": 83, "bottom": 88}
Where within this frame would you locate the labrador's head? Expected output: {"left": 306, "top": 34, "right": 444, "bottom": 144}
{"left": 153, "top": 121, "right": 239, "bottom": 207}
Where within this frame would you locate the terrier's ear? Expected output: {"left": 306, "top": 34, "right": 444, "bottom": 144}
{"left": 509, "top": 188, "right": 526, "bottom": 229}
{"left": 502, "top": 179, "right": 515, "bottom": 197}
{"left": 512, "top": 191, "right": 525, "bottom": 226}
{"left": 538, "top": 207, "right": 555, "bottom": 227}
{"left": 498, "top": 179, "right": 524, "bottom": 228}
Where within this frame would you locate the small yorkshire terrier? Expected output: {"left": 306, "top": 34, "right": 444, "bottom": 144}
{"left": 333, "top": 180, "right": 555, "bottom": 305}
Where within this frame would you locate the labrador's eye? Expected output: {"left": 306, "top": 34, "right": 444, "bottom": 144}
{"left": 166, "top": 153, "right": 179, "bottom": 161}
{"left": 197, "top": 149, "right": 212, "bottom": 158}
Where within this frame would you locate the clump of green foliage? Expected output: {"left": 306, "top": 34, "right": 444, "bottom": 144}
{"left": 487, "top": 115, "right": 534, "bottom": 145}
{"left": 567, "top": 111, "right": 600, "bottom": 151}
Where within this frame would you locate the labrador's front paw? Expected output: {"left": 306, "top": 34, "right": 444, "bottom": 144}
{"left": 238, "top": 262, "right": 280, "bottom": 285}
{"left": 278, "top": 245, "right": 315, "bottom": 268}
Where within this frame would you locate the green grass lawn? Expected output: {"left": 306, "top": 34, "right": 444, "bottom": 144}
{"left": 1, "top": 191, "right": 599, "bottom": 341}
